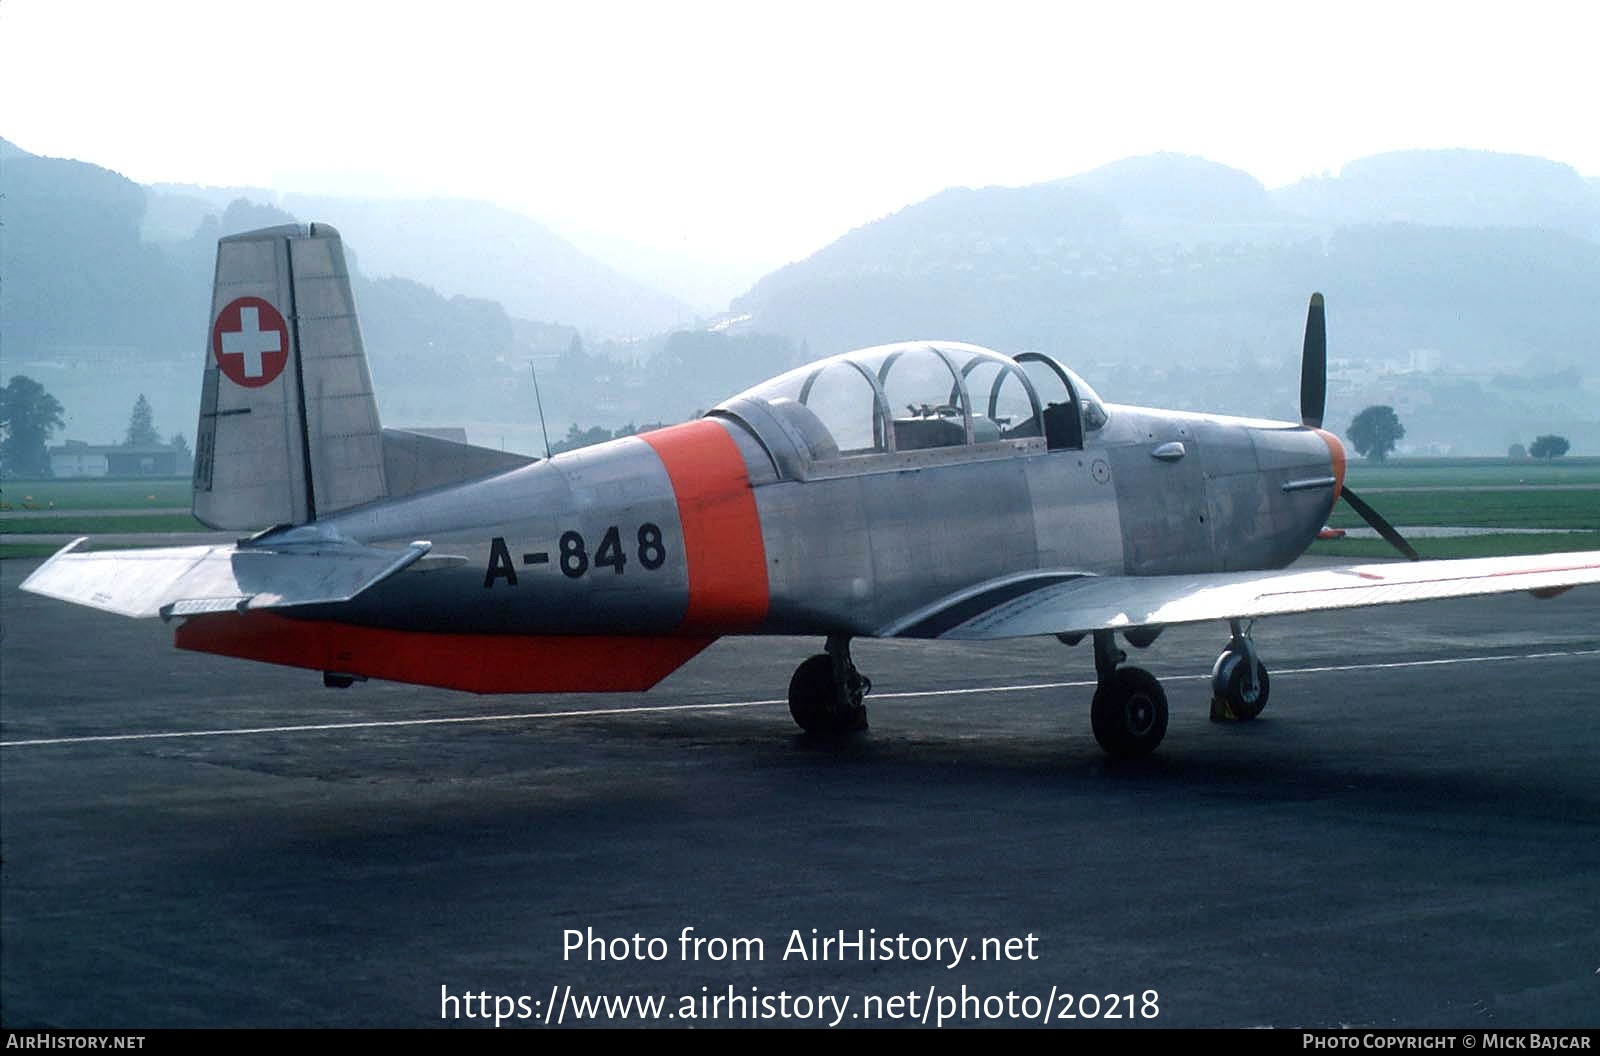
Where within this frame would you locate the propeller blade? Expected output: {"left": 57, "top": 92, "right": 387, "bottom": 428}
{"left": 1341, "top": 485, "right": 1421, "bottom": 561}
{"left": 1300, "top": 292, "right": 1326, "bottom": 428}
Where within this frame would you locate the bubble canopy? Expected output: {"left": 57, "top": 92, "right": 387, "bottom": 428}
{"left": 715, "top": 341, "right": 1106, "bottom": 464}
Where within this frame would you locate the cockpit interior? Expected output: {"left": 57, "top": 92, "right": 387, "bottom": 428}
{"left": 713, "top": 342, "right": 1107, "bottom": 475}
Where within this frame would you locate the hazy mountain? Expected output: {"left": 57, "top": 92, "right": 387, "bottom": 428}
{"left": 547, "top": 222, "right": 774, "bottom": 315}
{"left": 5, "top": 137, "right": 1596, "bottom": 455}
{"left": 1065, "top": 152, "right": 1277, "bottom": 228}
{"left": 147, "top": 184, "right": 696, "bottom": 338}
{"left": 729, "top": 150, "right": 1600, "bottom": 366}
{"left": 141, "top": 182, "right": 278, "bottom": 242}
{"left": 2, "top": 146, "right": 209, "bottom": 442}
{"left": 722, "top": 150, "right": 1599, "bottom": 452}
{"left": 729, "top": 181, "right": 1125, "bottom": 353}
{"left": 1274, "top": 150, "right": 1600, "bottom": 237}
{"left": 0, "top": 146, "right": 581, "bottom": 447}
{"left": 731, "top": 159, "right": 1300, "bottom": 358}
{"left": 729, "top": 155, "right": 1287, "bottom": 357}
{"left": 283, "top": 194, "right": 699, "bottom": 338}
{"left": 1, "top": 144, "right": 196, "bottom": 362}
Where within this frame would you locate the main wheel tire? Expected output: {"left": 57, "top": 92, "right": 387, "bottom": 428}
{"left": 788, "top": 654, "right": 867, "bottom": 734}
{"left": 1091, "top": 666, "right": 1168, "bottom": 758}
{"left": 1211, "top": 650, "right": 1270, "bottom": 721}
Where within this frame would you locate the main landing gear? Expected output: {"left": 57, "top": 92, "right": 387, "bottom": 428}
{"left": 1083, "top": 620, "right": 1271, "bottom": 757}
{"left": 788, "top": 634, "right": 871, "bottom": 734}
{"left": 1088, "top": 630, "right": 1169, "bottom": 758}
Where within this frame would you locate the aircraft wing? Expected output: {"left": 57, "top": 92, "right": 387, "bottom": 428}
{"left": 882, "top": 551, "right": 1600, "bottom": 640}
{"left": 19, "top": 536, "right": 431, "bottom": 619}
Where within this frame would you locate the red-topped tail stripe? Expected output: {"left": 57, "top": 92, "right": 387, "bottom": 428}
{"left": 642, "top": 419, "right": 770, "bottom": 631}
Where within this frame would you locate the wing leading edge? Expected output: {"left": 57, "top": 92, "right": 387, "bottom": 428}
{"left": 882, "top": 552, "right": 1600, "bottom": 640}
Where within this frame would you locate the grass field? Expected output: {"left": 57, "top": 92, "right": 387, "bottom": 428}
{"left": 1325, "top": 489, "right": 1600, "bottom": 530}
{"left": 0, "top": 477, "right": 201, "bottom": 558}
{"left": 0, "top": 478, "right": 191, "bottom": 510}
{"left": 1316, "top": 463, "right": 1598, "bottom": 557}
{"left": 1308, "top": 532, "right": 1597, "bottom": 560}
{"left": 1, "top": 514, "right": 207, "bottom": 534}
{"left": 1345, "top": 456, "right": 1600, "bottom": 489}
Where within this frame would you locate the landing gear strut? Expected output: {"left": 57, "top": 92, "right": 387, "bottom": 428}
{"left": 788, "top": 634, "right": 871, "bottom": 734}
{"left": 1210, "top": 618, "right": 1270, "bottom": 721}
{"left": 1088, "top": 630, "right": 1168, "bottom": 758}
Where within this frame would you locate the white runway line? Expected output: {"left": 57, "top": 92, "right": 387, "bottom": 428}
{"left": 3, "top": 648, "right": 1597, "bottom": 749}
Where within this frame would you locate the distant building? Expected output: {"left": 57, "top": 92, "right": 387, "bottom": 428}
{"left": 1403, "top": 348, "right": 1442, "bottom": 373}
{"left": 48, "top": 440, "right": 187, "bottom": 478}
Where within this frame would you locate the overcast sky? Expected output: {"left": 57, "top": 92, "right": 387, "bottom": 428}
{"left": 4, "top": 0, "right": 1597, "bottom": 275}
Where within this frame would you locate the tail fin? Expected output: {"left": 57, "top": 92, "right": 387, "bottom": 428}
{"left": 193, "top": 223, "right": 386, "bottom": 529}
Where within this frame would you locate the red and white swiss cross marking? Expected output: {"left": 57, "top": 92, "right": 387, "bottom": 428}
{"left": 211, "top": 297, "right": 290, "bottom": 388}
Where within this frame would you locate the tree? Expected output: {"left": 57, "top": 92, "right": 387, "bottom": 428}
{"left": 551, "top": 423, "right": 613, "bottom": 455}
{"left": 169, "top": 431, "right": 193, "bottom": 474}
{"left": 1529, "top": 435, "right": 1570, "bottom": 460}
{"left": 559, "top": 333, "right": 589, "bottom": 374}
{"left": 1347, "top": 405, "right": 1405, "bottom": 463}
{"left": 1508, "top": 443, "right": 1528, "bottom": 459}
{"left": 125, "top": 394, "right": 160, "bottom": 446}
{"left": 0, "top": 375, "right": 66, "bottom": 478}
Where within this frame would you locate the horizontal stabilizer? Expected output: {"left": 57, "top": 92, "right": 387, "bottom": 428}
{"left": 18, "top": 535, "right": 430, "bottom": 619}
{"left": 381, "top": 428, "right": 535, "bottom": 498}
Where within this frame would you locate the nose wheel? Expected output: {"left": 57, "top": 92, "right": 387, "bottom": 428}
{"left": 1210, "top": 619, "right": 1270, "bottom": 721}
{"left": 788, "top": 635, "right": 870, "bottom": 734}
{"left": 1088, "top": 630, "right": 1168, "bottom": 758}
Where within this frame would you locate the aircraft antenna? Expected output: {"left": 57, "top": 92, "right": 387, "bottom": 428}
{"left": 530, "top": 360, "right": 553, "bottom": 461}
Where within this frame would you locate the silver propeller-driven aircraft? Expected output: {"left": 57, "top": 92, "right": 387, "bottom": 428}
{"left": 21, "top": 224, "right": 1600, "bottom": 756}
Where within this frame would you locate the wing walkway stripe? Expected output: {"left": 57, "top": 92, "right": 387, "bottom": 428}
{"left": 3, "top": 648, "right": 1596, "bottom": 748}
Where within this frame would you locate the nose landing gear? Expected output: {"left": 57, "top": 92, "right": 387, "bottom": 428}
{"left": 1210, "top": 619, "right": 1270, "bottom": 722}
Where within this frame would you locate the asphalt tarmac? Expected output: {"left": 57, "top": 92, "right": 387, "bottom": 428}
{"left": 2, "top": 556, "right": 1597, "bottom": 1028}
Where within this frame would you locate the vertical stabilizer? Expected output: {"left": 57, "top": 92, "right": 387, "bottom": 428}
{"left": 193, "top": 223, "right": 386, "bottom": 529}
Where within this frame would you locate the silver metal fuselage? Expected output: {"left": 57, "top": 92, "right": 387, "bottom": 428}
{"left": 307, "top": 403, "right": 1339, "bottom": 639}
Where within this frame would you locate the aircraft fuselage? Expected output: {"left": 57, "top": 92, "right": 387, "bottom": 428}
{"left": 302, "top": 405, "right": 1340, "bottom": 639}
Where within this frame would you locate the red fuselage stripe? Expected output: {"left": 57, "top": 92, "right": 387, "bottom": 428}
{"left": 642, "top": 419, "right": 771, "bottom": 631}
